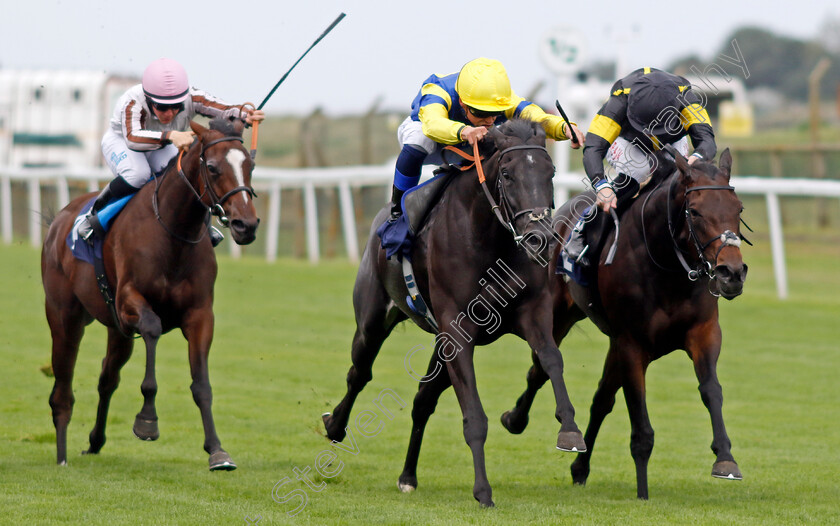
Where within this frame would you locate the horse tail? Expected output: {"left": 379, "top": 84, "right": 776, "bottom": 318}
{"left": 39, "top": 208, "right": 56, "bottom": 228}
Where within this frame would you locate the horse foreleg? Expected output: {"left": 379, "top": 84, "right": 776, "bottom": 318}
{"left": 570, "top": 345, "right": 622, "bottom": 486}
{"left": 446, "top": 346, "right": 494, "bottom": 507}
{"left": 46, "top": 299, "right": 86, "bottom": 466}
{"left": 500, "top": 349, "right": 548, "bottom": 434}
{"left": 182, "top": 310, "right": 234, "bottom": 471}
{"left": 398, "top": 355, "right": 452, "bottom": 493}
{"left": 686, "top": 322, "right": 742, "bottom": 481}
{"left": 86, "top": 328, "right": 134, "bottom": 454}
{"left": 616, "top": 340, "right": 654, "bottom": 500}
{"left": 501, "top": 310, "right": 581, "bottom": 435}
{"left": 521, "top": 314, "right": 586, "bottom": 452}
{"left": 323, "top": 272, "right": 402, "bottom": 442}
{"left": 119, "top": 293, "right": 162, "bottom": 442}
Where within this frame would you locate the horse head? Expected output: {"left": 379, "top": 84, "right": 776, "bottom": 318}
{"left": 486, "top": 120, "right": 555, "bottom": 263}
{"left": 673, "top": 148, "right": 748, "bottom": 299}
{"left": 189, "top": 118, "right": 260, "bottom": 245}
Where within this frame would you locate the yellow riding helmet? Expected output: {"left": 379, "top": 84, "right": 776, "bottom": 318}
{"left": 455, "top": 58, "right": 516, "bottom": 112}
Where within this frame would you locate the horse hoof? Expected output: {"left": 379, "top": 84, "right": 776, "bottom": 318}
{"left": 556, "top": 431, "right": 587, "bottom": 453}
{"left": 500, "top": 410, "right": 528, "bottom": 434}
{"left": 570, "top": 460, "right": 589, "bottom": 486}
{"left": 209, "top": 451, "right": 237, "bottom": 471}
{"left": 479, "top": 499, "right": 495, "bottom": 508}
{"left": 322, "top": 412, "right": 345, "bottom": 442}
{"left": 397, "top": 481, "right": 416, "bottom": 493}
{"left": 132, "top": 417, "right": 159, "bottom": 441}
{"left": 711, "top": 460, "right": 742, "bottom": 480}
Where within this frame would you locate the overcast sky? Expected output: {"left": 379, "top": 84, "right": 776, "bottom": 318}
{"left": 1, "top": 0, "right": 836, "bottom": 115}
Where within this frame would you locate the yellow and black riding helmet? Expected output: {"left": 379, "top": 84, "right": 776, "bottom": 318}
{"left": 626, "top": 70, "right": 685, "bottom": 136}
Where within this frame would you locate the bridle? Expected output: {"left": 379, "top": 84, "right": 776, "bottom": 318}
{"left": 153, "top": 136, "right": 257, "bottom": 244}
{"left": 445, "top": 141, "right": 553, "bottom": 245}
{"left": 642, "top": 169, "right": 750, "bottom": 292}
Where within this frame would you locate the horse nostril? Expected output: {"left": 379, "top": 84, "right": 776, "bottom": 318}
{"left": 716, "top": 264, "right": 748, "bottom": 283}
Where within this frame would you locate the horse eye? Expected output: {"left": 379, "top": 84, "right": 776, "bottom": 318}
{"left": 207, "top": 163, "right": 220, "bottom": 175}
{"left": 688, "top": 208, "right": 701, "bottom": 218}
{"left": 501, "top": 169, "right": 511, "bottom": 179}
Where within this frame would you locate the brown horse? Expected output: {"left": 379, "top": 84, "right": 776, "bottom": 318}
{"left": 500, "top": 148, "right": 748, "bottom": 499}
{"left": 323, "top": 120, "right": 585, "bottom": 507}
{"left": 41, "top": 118, "right": 259, "bottom": 470}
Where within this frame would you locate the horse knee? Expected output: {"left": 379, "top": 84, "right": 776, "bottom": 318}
{"left": 630, "top": 429, "right": 654, "bottom": 460}
{"left": 49, "top": 385, "right": 74, "bottom": 421}
{"left": 190, "top": 381, "right": 213, "bottom": 405}
{"left": 462, "top": 413, "right": 489, "bottom": 446}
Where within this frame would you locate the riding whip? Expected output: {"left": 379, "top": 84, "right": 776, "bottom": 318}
{"left": 554, "top": 100, "right": 578, "bottom": 146}
{"left": 250, "top": 12, "right": 347, "bottom": 160}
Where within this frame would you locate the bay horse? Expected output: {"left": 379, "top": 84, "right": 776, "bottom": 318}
{"left": 41, "top": 117, "right": 259, "bottom": 470}
{"left": 322, "top": 119, "right": 585, "bottom": 507}
{"left": 500, "top": 148, "right": 748, "bottom": 499}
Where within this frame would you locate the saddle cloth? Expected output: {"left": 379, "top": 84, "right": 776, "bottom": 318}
{"left": 377, "top": 170, "right": 455, "bottom": 260}
{"left": 66, "top": 194, "right": 134, "bottom": 264}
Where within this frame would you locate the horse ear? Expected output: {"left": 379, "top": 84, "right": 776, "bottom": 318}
{"left": 718, "top": 148, "right": 733, "bottom": 179}
{"left": 670, "top": 146, "right": 693, "bottom": 183}
{"left": 190, "top": 120, "right": 208, "bottom": 137}
{"left": 484, "top": 127, "right": 501, "bottom": 150}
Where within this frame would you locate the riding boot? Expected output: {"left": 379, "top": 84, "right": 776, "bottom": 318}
{"left": 78, "top": 186, "right": 114, "bottom": 244}
{"left": 78, "top": 176, "right": 137, "bottom": 244}
{"left": 563, "top": 215, "right": 591, "bottom": 266}
{"left": 388, "top": 186, "right": 405, "bottom": 222}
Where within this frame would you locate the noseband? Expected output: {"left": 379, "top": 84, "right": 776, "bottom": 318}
{"left": 153, "top": 136, "right": 256, "bottom": 244}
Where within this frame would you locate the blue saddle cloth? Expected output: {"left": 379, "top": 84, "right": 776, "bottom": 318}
{"left": 376, "top": 171, "right": 454, "bottom": 261}
{"left": 66, "top": 194, "right": 134, "bottom": 264}
{"left": 376, "top": 211, "right": 412, "bottom": 261}
{"left": 556, "top": 242, "right": 590, "bottom": 287}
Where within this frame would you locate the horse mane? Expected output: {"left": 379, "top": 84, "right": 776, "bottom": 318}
{"left": 496, "top": 118, "right": 544, "bottom": 142}
{"left": 209, "top": 116, "right": 244, "bottom": 137}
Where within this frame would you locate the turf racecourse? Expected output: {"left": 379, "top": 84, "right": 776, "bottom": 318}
{"left": 1, "top": 233, "right": 838, "bottom": 525}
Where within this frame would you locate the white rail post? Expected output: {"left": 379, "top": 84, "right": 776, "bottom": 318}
{"left": 304, "top": 181, "right": 319, "bottom": 263}
{"left": 28, "top": 178, "right": 41, "bottom": 247}
{"left": 266, "top": 181, "right": 281, "bottom": 263}
{"left": 57, "top": 176, "right": 70, "bottom": 210}
{"left": 1, "top": 175, "right": 11, "bottom": 243}
{"left": 765, "top": 192, "right": 788, "bottom": 299}
{"left": 338, "top": 180, "right": 359, "bottom": 262}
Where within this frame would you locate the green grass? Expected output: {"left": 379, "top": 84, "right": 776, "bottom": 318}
{"left": 0, "top": 233, "right": 838, "bottom": 525}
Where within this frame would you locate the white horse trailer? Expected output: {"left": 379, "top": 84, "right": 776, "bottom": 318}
{"left": 0, "top": 70, "right": 137, "bottom": 168}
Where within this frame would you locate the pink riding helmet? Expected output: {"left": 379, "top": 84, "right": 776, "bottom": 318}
{"left": 142, "top": 58, "right": 190, "bottom": 104}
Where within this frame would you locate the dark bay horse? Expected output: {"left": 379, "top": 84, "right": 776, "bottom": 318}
{"left": 323, "top": 120, "right": 585, "bottom": 507}
{"left": 500, "top": 148, "right": 748, "bottom": 499}
{"left": 41, "top": 118, "right": 259, "bottom": 470}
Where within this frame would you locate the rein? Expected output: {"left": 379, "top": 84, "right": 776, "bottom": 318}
{"left": 153, "top": 136, "right": 256, "bottom": 244}
{"left": 443, "top": 141, "right": 552, "bottom": 244}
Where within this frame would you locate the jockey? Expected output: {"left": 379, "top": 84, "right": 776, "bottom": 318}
{"left": 384, "top": 57, "right": 585, "bottom": 223}
{"left": 77, "top": 58, "right": 265, "bottom": 246}
{"left": 563, "top": 67, "right": 717, "bottom": 265}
